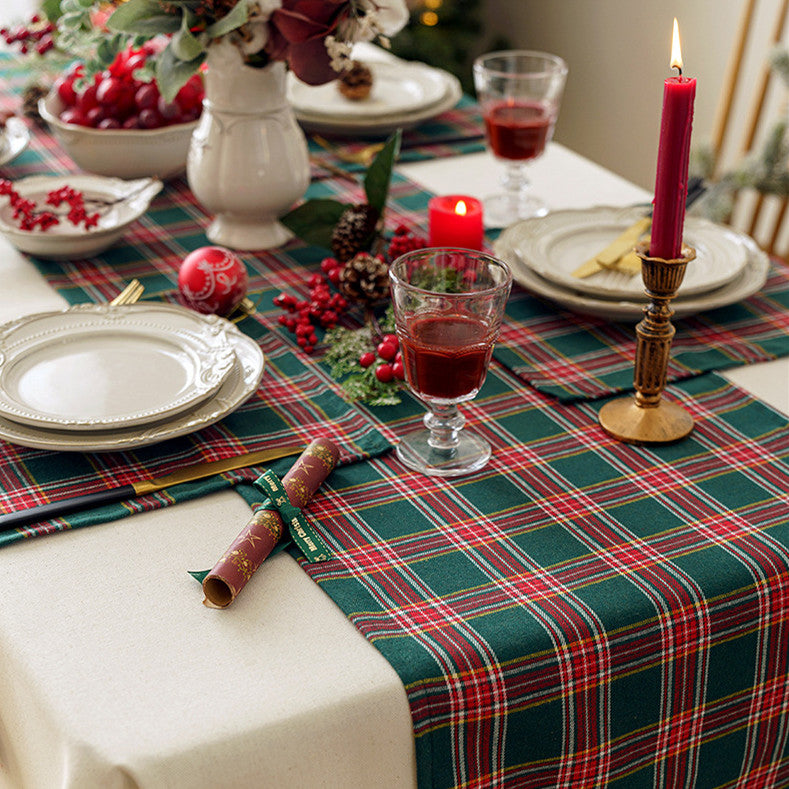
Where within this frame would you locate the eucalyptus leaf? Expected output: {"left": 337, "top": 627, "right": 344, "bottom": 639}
{"left": 156, "top": 44, "right": 205, "bottom": 102}
{"left": 205, "top": 1, "right": 249, "bottom": 37}
{"left": 108, "top": 0, "right": 182, "bottom": 35}
{"left": 171, "top": 14, "right": 207, "bottom": 62}
{"left": 280, "top": 199, "right": 350, "bottom": 249}
{"left": 364, "top": 129, "right": 402, "bottom": 215}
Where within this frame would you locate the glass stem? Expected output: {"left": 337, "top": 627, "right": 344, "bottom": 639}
{"left": 424, "top": 404, "right": 466, "bottom": 454}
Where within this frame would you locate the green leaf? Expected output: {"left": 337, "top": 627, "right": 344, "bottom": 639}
{"left": 364, "top": 129, "right": 402, "bottom": 215}
{"left": 171, "top": 13, "right": 207, "bottom": 62}
{"left": 108, "top": 0, "right": 182, "bottom": 35}
{"left": 205, "top": 0, "right": 249, "bottom": 37}
{"left": 280, "top": 199, "right": 349, "bottom": 250}
{"left": 156, "top": 43, "right": 205, "bottom": 102}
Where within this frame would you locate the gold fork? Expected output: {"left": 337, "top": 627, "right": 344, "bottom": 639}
{"left": 312, "top": 135, "right": 384, "bottom": 167}
{"left": 110, "top": 279, "right": 144, "bottom": 306}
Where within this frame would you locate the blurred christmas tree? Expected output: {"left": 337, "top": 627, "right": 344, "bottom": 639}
{"left": 389, "top": 0, "right": 508, "bottom": 94}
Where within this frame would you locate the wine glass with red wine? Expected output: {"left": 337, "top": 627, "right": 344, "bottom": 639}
{"left": 473, "top": 50, "right": 567, "bottom": 227}
{"left": 389, "top": 248, "right": 512, "bottom": 477}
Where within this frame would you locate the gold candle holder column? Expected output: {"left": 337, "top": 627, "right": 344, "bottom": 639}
{"left": 598, "top": 241, "right": 696, "bottom": 445}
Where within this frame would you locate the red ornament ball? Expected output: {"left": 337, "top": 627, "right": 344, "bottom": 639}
{"left": 178, "top": 246, "right": 248, "bottom": 316}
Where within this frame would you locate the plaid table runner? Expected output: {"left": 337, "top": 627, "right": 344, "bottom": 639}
{"left": 496, "top": 262, "right": 789, "bottom": 402}
{"left": 308, "top": 95, "right": 486, "bottom": 178}
{"left": 301, "top": 367, "right": 789, "bottom": 788}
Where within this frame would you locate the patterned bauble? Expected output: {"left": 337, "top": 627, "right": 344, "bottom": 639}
{"left": 339, "top": 252, "right": 390, "bottom": 306}
{"left": 178, "top": 246, "right": 248, "bottom": 316}
{"left": 331, "top": 203, "right": 379, "bottom": 263}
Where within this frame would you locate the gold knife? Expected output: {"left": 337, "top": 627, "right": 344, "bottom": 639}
{"left": 0, "top": 444, "right": 304, "bottom": 531}
{"left": 571, "top": 216, "right": 651, "bottom": 279}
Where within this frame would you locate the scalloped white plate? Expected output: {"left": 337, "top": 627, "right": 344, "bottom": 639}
{"left": 288, "top": 60, "right": 449, "bottom": 118}
{"left": 292, "top": 67, "right": 462, "bottom": 136}
{"left": 503, "top": 206, "right": 750, "bottom": 301}
{"left": 0, "top": 117, "right": 30, "bottom": 166}
{"left": 0, "top": 174, "right": 162, "bottom": 259}
{"left": 494, "top": 230, "right": 770, "bottom": 321}
{"left": 0, "top": 303, "right": 236, "bottom": 431}
{"left": 0, "top": 322, "right": 264, "bottom": 452}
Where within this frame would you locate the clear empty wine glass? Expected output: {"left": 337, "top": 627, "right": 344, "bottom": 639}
{"left": 473, "top": 50, "right": 568, "bottom": 227}
{"left": 389, "top": 248, "right": 512, "bottom": 477}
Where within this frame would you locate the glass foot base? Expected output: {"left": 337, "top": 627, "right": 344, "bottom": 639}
{"left": 395, "top": 429, "right": 491, "bottom": 477}
{"left": 483, "top": 192, "right": 548, "bottom": 228}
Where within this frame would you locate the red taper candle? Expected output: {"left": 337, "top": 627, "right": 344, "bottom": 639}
{"left": 649, "top": 19, "right": 696, "bottom": 260}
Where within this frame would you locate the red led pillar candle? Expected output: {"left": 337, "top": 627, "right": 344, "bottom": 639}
{"left": 428, "top": 195, "right": 484, "bottom": 250}
{"left": 649, "top": 19, "right": 696, "bottom": 260}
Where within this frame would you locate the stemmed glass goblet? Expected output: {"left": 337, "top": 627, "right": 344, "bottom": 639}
{"left": 473, "top": 50, "right": 568, "bottom": 227}
{"left": 389, "top": 248, "right": 512, "bottom": 477}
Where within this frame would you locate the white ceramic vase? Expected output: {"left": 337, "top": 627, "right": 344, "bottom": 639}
{"left": 187, "top": 41, "right": 310, "bottom": 250}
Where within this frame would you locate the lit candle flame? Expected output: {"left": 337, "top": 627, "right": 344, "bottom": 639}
{"left": 670, "top": 18, "right": 683, "bottom": 73}
{"left": 455, "top": 200, "right": 467, "bottom": 216}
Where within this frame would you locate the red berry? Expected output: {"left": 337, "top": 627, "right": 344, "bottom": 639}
{"left": 359, "top": 352, "right": 375, "bottom": 368}
{"left": 375, "top": 364, "right": 394, "bottom": 383}
{"left": 377, "top": 341, "right": 397, "bottom": 361}
{"left": 135, "top": 83, "right": 159, "bottom": 111}
{"left": 382, "top": 334, "right": 398, "bottom": 346}
{"left": 392, "top": 361, "right": 405, "bottom": 380}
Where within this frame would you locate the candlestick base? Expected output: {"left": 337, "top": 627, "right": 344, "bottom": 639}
{"left": 598, "top": 396, "right": 694, "bottom": 445}
{"left": 598, "top": 242, "right": 696, "bottom": 445}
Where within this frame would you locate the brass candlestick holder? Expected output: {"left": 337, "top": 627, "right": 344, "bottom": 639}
{"left": 598, "top": 241, "right": 696, "bottom": 445}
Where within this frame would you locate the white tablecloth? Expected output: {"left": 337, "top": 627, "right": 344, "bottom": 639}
{"left": 0, "top": 144, "right": 787, "bottom": 789}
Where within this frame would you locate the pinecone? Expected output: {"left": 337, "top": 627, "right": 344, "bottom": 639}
{"left": 338, "top": 61, "right": 373, "bottom": 101}
{"left": 331, "top": 203, "right": 380, "bottom": 263}
{"left": 21, "top": 83, "right": 49, "bottom": 124}
{"left": 339, "top": 253, "right": 390, "bottom": 306}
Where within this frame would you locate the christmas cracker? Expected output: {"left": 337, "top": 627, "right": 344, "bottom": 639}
{"left": 202, "top": 437, "right": 339, "bottom": 608}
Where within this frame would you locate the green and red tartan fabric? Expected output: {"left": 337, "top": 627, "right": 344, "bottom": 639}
{"left": 2, "top": 59, "right": 789, "bottom": 787}
{"left": 300, "top": 368, "right": 789, "bottom": 788}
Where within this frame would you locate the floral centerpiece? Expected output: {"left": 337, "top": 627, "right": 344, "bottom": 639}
{"left": 49, "top": 0, "right": 408, "bottom": 100}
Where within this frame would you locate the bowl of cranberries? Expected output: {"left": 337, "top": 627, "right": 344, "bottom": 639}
{"left": 38, "top": 45, "right": 204, "bottom": 180}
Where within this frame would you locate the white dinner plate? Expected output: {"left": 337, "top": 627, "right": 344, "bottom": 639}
{"left": 0, "top": 324, "right": 265, "bottom": 452}
{"left": 0, "top": 117, "right": 30, "bottom": 166}
{"left": 494, "top": 230, "right": 770, "bottom": 322}
{"left": 288, "top": 60, "right": 449, "bottom": 118}
{"left": 0, "top": 303, "right": 236, "bottom": 431}
{"left": 0, "top": 174, "right": 162, "bottom": 259}
{"left": 504, "top": 206, "right": 750, "bottom": 301}
{"left": 293, "top": 68, "right": 462, "bottom": 137}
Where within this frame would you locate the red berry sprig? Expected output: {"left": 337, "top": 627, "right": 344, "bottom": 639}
{"left": 0, "top": 179, "right": 100, "bottom": 231}
{"left": 274, "top": 257, "right": 349, "bottom": 354}
{"left": 359, "top": 333, "right": 405, "bottom": 383}
{"left": 387, "top": 224, "right": 428, "bottom": 262}
{"left": 0, "top": 15, "right": 56, "bottom": 56}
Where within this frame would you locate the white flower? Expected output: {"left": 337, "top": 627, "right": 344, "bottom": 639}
{"left": 325, "top": 35, "right": 353, "bottom": 72}
{"left": 359, "top": 0, "right": 409, "bottom": 36}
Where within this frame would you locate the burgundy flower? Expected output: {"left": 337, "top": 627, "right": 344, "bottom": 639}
{"left": 266, "top": 0, "right": 350, "bottom": 84}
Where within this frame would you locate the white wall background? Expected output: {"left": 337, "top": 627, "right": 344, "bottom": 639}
{"left": 3, "top": 0, "right": 786, "bottom": 198}
{"left": 483, "top": 0, "right": 778, "bottom": 191}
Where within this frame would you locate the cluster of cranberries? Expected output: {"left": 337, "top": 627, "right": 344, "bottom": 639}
{"left": 387, "top": 224, "right": 428, "bottom": 261}
{"left": 274, "top": 260, "right": 349, "bottom": 354}
{"left": 0, "top": 15, "right": 55, "bottom": 56}
{"left": 359, "top": 334, "right": 405, "bottom": 383}
{"left": 54, "top": 45, "right": 204, "bottom": 130}
{"left": 0, "top": 179, "right": 99, "bottom": 232}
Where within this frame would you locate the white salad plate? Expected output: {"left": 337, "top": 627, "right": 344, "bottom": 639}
{"left": 0, "top": 303, "right": 237, "bottom": 431}
{"left": 494, "top": 230, "right": 770, "bottom": 322}
{"left": 502, "top": 206, "right": 751, "bottom": 301}
{"left": 0, "top": 322, "right": 265, "bottom": 452}
{"left": 0, "top": 174, "right": 162, "bottom": 259}
{"left": 292, "top": 66, "right": 462, "bottom": 136}
{"left": 0, "top": 117, "right": 30, "bottom": 166}
{"left": 288, "top": 59, "right": 449, "bottom": 118}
